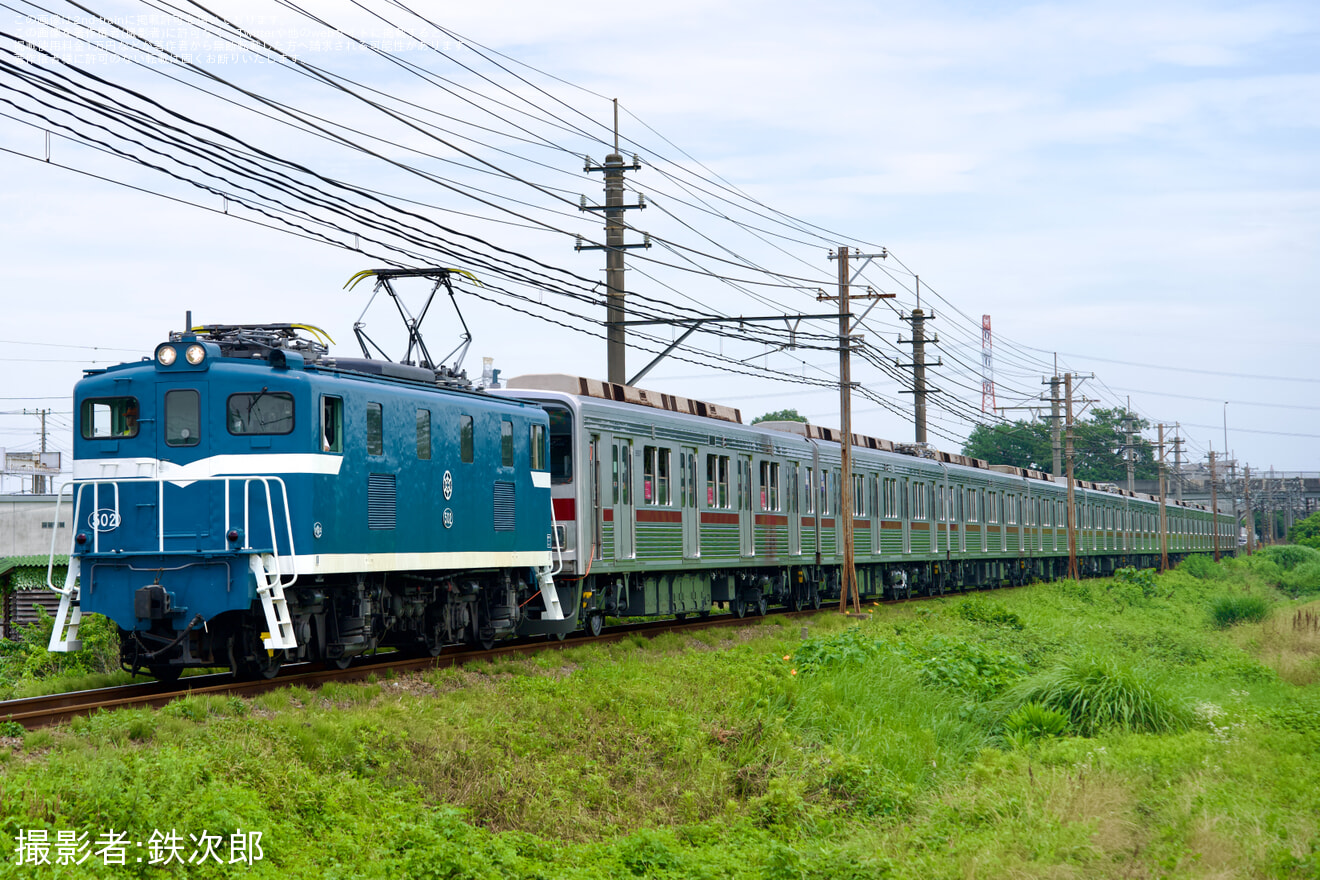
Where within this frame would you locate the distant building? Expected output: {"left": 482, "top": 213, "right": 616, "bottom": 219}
{"left": 0, "top": 494, "right": 68, "bottom": 558}
{"left": 0, "top": 495, "right": 71, "bottom": 639}
{"left": 1, "top": 555, "right": 66, "bottom": 640}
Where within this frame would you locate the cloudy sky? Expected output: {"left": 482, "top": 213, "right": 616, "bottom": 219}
{"left": 0, "top": 0, "right": 1316, "bottom": 492}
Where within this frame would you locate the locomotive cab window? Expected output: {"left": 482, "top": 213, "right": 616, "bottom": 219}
{"left": 228, "top": 391, "right": 294, "bottom": 435}
{"left": 321, "top": 396, "right": 342, "bottom": 453}
{"left": 530, "top": 424, "right": 547, "bottom": 471}
{"left": 81, "top": 396, "right": 139, "bottom": 439}
{"left": 164, "top": 389, "right": 200, "bottom": 447}
{"left": 459, "top": 415, "right": 473, "bottom": 463}
{"left": 500, "top": 419, "right": 514, "bottom": 467}
{"left": 366, "top": 402, "right": 383, "bottom": 455}
{"left": 416, "top": 409, "right": 431, "bottom": 460}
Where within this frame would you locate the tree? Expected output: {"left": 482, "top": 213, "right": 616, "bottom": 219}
{"left": 1287, "top": 511, "right": 1320, "bottom": 549}
{"left": 752, "top": 408, "right": 807, "bottom": 425}
{"left": 960, "top": 408, "right": 1158, "bottom": 483}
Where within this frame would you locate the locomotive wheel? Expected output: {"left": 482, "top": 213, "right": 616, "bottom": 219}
{"left": 587, "top": 612, "right": 604, "bottom": 637}
{"left": 732, "top": 597, "right": 748, "bottom": 618}
{"left": 811, "top": 589, "right": 822, "bottom": 610}
{"left": 329, "top": 655, "right": 352, "bottom": 670}
{"left": 757, "top": 595, "right": 768, "bottom": 616}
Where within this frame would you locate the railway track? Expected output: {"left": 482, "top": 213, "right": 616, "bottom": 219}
{"left": 2, "top": 605, "right": 830, "bottom": 731}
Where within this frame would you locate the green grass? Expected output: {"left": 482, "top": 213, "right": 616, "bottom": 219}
{"left": 1209, "top": 593, "right": 1272, "bottom": 628}
{"left": 2, "top": 558, "right": 1319, "bottom": 878}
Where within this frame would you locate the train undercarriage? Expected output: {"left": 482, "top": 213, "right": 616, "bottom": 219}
{"left": 119, "top": 566, "right": 573, "bottom": 680}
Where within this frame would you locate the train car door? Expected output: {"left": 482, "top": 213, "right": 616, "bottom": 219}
{"left": 157, "top": 384, "right": 219, "bottom": 552}
{"left": 612, "top": 437, "right": 635, "bottom": 560}
{"left": 788, "top": 461, "right": 802, "bottom": 557}
{"left": 681, "top": 447, "right": 699, "bottom": 559}
{"left": 739, "top": 455, "right": 755, "bottom": 557}
{"left": 901, "top": 476, "right": 911, "bottom": 554}
{"left": 589, "top": 435, "right": 603, "bottom": 562}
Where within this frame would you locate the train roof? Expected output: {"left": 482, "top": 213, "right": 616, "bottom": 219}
{"left": 505, "top": 373, "right": 1215, "bottom": 514}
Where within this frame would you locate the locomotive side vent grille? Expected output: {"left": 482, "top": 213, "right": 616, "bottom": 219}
{"left": 493, "top": 480, "right": 516, "bottom": 531}
{"left": 368, "top": 473, "right": 397, "bottom": 530}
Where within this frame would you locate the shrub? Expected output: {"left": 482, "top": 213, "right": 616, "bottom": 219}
{"left": 1000, "top": 656, "right": 1191, "bottom": 737}
{"left": 1208, "top": 594, "right": 1271, "bottom": 629}
{"left": 908, "top": 636, "right": 1027, "bottom": 700}
{"left": 1258, "top": 545, "right": 1320, "bottom": 572}
{"left": 954, "top": 598, "right": 1024, "bottom": 629}
{"left": 1279, "top": 561, "right": 1320, "bottom": 598}
{"left": 1114, "top": 566, "right": 1160, "bottom": 598}
{"left": 1178, "top": 554, "right": 1219, "bottom": 580}
{"left": 1002, "top": 702, "right": 1070, "bottom": 750}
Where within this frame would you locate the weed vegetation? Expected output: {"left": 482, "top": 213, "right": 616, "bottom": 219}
{"left": 2, "top": 553, "right": 1319, "bottom": 878}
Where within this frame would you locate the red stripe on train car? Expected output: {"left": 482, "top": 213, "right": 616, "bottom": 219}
{"left": 755, "top": 514, "right": 789, "bottom": 526}
{"left": 702, "top": 512, "right": 740, "bottom": 525}
{"left": 637, "top": 509, "right": 682, "bottom": 523}
{"left": 552, "top": 498, "right": 576, "bottom": 521}
{"left": 603, "top": 509, "right": 614, "bottom": 522}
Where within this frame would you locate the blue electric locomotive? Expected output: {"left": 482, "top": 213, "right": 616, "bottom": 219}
{"left": 47, "top": 316, "right": 574, "bottom": 679}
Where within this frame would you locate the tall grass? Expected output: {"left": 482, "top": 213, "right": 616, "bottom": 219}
{"left": 1209, "top": 594, "right": 1271, "bottom": 629}
{"left": 999, "top": 656, "right": 1191, "bottom": 737}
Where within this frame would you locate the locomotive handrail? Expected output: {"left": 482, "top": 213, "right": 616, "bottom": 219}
{"left": 46, "top": 475, "right": 298, "bottom": 593}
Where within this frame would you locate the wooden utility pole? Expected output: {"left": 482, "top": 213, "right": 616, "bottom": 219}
{"left": 822, "top": 247, "right": 891, "bottom": 614}
{"left": 1158, "top": 424, "right": 1169, "bottom": 572}
{"left": 1065, "top": 373, "right": 1078, "bottom": 580}
{"left": 1209, "top": 450, "right": 1220, "bottom": 562}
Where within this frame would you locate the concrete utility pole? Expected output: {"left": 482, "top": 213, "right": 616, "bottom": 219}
{"left": 1065, "top": 373, "right": 1079, "bottom": 580}
{"left": 823, "top": 246, "right": 891, "bottom": 614}
{"left": 1244, "top": 464, "right": 1254, "bottom": 555}
{"left": 1210, "top": 450, "right": 1220, "bottom": 562}
{"left": 1044, "top": 375, "right": 1062, "bottom": 477}
{"left": 899, "top": 289, "right": 941, "bottom": 445}
{"left": 1158, "top": 423, "right": 1169, "bottom": 572}
{"left": 1172, "top": 427, "right": 1184, "bottom": 504}
{"left": 578, "top": 99, "right": 648, "bottom": 385}
{"left": 1123, "top": 400, "right": 1136, "bottom": 493}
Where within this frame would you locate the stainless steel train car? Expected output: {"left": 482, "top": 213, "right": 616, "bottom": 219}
{"left": 498, "top": 374, "right": 1233, "bottom": 635}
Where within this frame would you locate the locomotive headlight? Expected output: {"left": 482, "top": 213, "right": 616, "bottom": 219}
{"left": 156, "top": 345, "right": 177, "bottom": 366}
{"left": 185, "top": 344, "right": 206, "bottom": 365}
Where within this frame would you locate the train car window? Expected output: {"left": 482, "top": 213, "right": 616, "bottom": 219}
{"left": 620, "top": 443, "right": 631, "bottom": 504}
{"left": 691, "top": 451, "right": 702, "bottom": 506}
{"left": 642, "top": 446, "right": 670, "bottom": 505}
{"left": 853, "top": 474, "right": 865, "bottom": 516}
{"left": 530, "top": 424, "right": 547, "bottom": 471}
{"left": 546, "top": 408, "right": 572, "bottom": 483}
{"left": 460, "top": 415, "right": 473, "bottom": 463}
{"left": 164, "top": 389, "right": 200, "bottom": 447}
{"left": 81, "top": 397, "right": 140, "bottom": 440}
{"left": 803, "top": 467, "right": 814, "bottom": 514}
{"left": 365, "top": 402, "right": 383, "bottom": 455}
{"left": 965, "top": 488, "right": 977, "bottom": 522}
{"left": 417, "top": 409, "right": 431, "bottom": 460}
{"left": 228, "top": 391, "right": 294, "bottom": 435}
{"left": 500, "top": 419, "right": 513, "bottom": 467}
{"left": 321, "top": 397, "right": 343, "bottom": 453}
{"left": 614, "top": 446, "right": 620, "bottom": 504}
